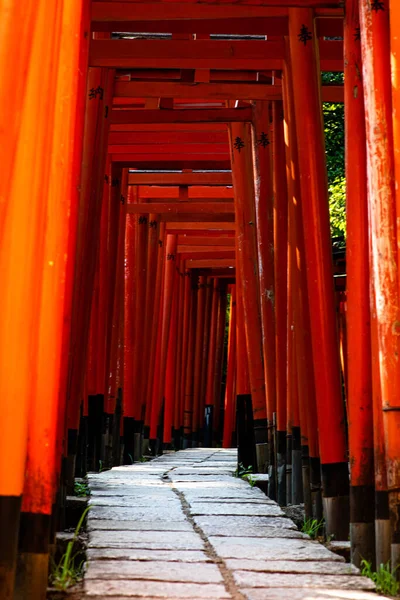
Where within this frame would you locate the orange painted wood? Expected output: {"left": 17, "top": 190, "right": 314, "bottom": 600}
{"left": 223, "top": 287, "right": 237, "bottom": 448}
{"left": 360, "top": 0, "right": 400, "bottom": 523}
{"left": 185, "top": 258, "right": 235, "bottom": 268}
{"left": 112, "top": 108, "right": 252, "bottom": 126}
{"left": 90, "top": 39, "right": 284, "bottom": 71}
{"left": 109, "top": 131, "right": 229, "bottom": 145}
{"left": 178, "top": 236, "right": 235, "bottom": 246}
{"left": 213, "top": 281, "right": 229, "bottom": 435}
{"left": 344, "top": 0, "right": 373, "bottom": 490}
{"left": 164, "top": 266, "right": 179, "bottom": 444}
{"left": 124, "top": 186, "right": 137, "bottom": 418}
{"left": 114, "top": 81, "right": 343, "bottom": 103}
{"left": 129, "top": 173, "right": 232, "bottom": 186}
{"left": 282, "top": 48, "right": 317, "bottom": 457}
{"left": 184, "top": 280, "right": 197, "bottom": 440}
{"left": 144, "top": 223, "right": 166, "bottom": 428}
{"left": 174, "top": 267, "right": 185, "bottom": 431}
{"left": 109, "top": 143, "right": 229, "bottom": 155}
{"left": 126, "top": 202, "right": 233, "bottom": 214}
{"left": 150, "top": 234, "right": 178, "bottom": 438}
{"left": 138, "top": 186, "right": 234, "bottom": 199}
{"left": 289, "top": 8, "right": 346, "bottom": 465}
{"left": 252, "top": 101, "right": 276, "bottom": 424}
{"left": 192, "top": 276, "right": 207, "bottom": 434}
{"left": 272, "top": 101, "right": 288, "bottom": 433}
{"left": 92, "top": 15, "right": 342, "bottom": 37}
{"left": 229, "top": 121, "right": 267, "bottom": 421}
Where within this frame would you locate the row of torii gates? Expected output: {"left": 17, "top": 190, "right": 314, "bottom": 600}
{"left": 2, "top": 0, "right": 400, "bottom": 598}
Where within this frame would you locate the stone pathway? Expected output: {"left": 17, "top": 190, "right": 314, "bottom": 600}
{"left": 84, "top": 449, "right": 385, "bottom": 600}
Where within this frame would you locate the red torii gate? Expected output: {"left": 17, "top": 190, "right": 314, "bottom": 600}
{"left": 2, "top": 1, "right": 400, "bottom": 598}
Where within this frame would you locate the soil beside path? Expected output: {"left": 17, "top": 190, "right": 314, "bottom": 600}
{"left": 84, "top": 448, "right": 383, "bottom": 600}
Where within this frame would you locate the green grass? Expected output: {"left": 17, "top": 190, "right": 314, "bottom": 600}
{"left": 301, "top": 518, "right": 324, "bottom": 539}
{"left": 74, "top": 480, "right": 89, "bottom": 497}
{"left": 50, "top": 506, "right": 90, "bottom": 591}
{"left": 361, "top": 559, "right": 399, "bottom": 597}
{"left": 234, "top": 462, "right": 253, "bottom": 478}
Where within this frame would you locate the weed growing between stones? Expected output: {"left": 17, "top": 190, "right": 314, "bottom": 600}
{"left": 49, "top": 507, "right": 90, "bottom": 591}
{"left": 361, "top": 559, "right": 399, "bottom": 597}
{"left": 301, "top": 517, "right": 324, "bottom": 540}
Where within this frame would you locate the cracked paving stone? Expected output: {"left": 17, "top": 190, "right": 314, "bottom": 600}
{"left": 88, "top": 530, "right": 204, "bottom": 550}
{"left": 88, "top": 506, "right": 187, "bottom": 521}
{"left": 234, "top": 572, "right": 375, "bottom": 590}
{"left": 189, "top": 502, "right": 284, "bottom": 517}
{"left": 192, "top": 515, "right": 297, "bottom": 531}
{"left": 225, "top": 559, "right": 360, "bottom": 574}
{"left": 88, "top": 520, "right": 193, "bottom": 532}
{"left": 87, "top": 549, "right": 211, "bottom": 562}
{"left": 241, "top": 589, "right": 386, "bottom": 600}
{"left": 84, "top": 580, "right": 231, "bottom": 598}
{"left": 208, "top": 537, "right": 345, "bottom": 561}
{"left": 200, "top": 525, "right": 307, "bottom": 539}
{"left": 85, "top": 560, "right": 223, "bottom": 583}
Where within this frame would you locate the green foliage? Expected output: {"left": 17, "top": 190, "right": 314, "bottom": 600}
{"left": 322, "top": 72, "right": 346, "bottom": 238}
{"left": 74, "top": 479, "right": 89, "bottom": 497}
{"left": 50, "top": 506, "right": 90, "bottom": 591}
{"left": 234, "top": 462, "right": 253, "bottom": 478}
{"left": 361, "top": 559, "right": 399, "bottom": 596}
{"left": 245, "top": 474, "right": 257, "bottom": 487}
{"left": 301, "top": 518, "right": 324, "bottom": 539}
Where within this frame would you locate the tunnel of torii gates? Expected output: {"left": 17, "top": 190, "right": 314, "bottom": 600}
{"left": 4, "top": 0, "right": 400, "bottom": 597}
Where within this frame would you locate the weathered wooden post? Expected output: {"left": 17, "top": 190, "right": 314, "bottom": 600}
{"left": 251, "top": 101, "right": 276, "bottom": 477}
{"left": 345, "top": 0, "right": 375, "bottom": 568}
{"left": 289, "top": 8, "right": 349, "bottom": 539}
{"left": 223, "top": 287, "right": 237, "bottom": 449}
{"left": 229, "top": 121, "right": 267, "bottom": 470}
{"left": 360, "top": 0, "right": 400, "bottom": 569}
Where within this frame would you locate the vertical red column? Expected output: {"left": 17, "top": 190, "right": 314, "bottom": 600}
{"left": 344, "top": 0, "right": 375, "bottom": 567}
{"left": 289, "top": 8, "right": 349, "bottom": 539}
{"left": 183, "top": 273, "right": 198, "bottom": 447}
{"left": 204, "top": 279, "right": 220, "bottom": 446}
{"left": 192, "top": 275, "right": 207, "bottom": 445}
{"left": 223, "top": 287, "right": 237, "bottom": 449}
{"left": 229, "top": 122, "right": 267, "bottom": 435}
{"left": 251, "top": 101, "right": 275, "bottom": 458}
{"left": 150, "top": 234, "right": 178, "bottom": 446}
{"left": 360, "top": 0, "right": 400, "bottom": 568}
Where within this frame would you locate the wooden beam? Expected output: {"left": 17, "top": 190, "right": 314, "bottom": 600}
{"left": 129, "top": 172, "right": 232, "bottom": 185}
{"left": 138, "top": 186, "right": 233, "bottom": 199}
{"left": 109, "top": 131, "right": 228, "bottom": 145}
{"left": 185, "top": 258, "right": 235, "bottom": 268}
{"left": 126, "top": 202, "right": 234, "bottom": 214}
{"left": 91, "top": 16, "right": 343, "bottom": 37}
{"left": 90, "top": 39, "right": 285, "bottom": 70}
{"left": 111, "top": 108, "right": 252, "bottom": 125}
{"left": 90, "top": 38, "right": 343, "bottom": 71}
{"left": 167, "top": 222, "right": 235, "bottom": 231}
{"left": 91, "top": 2, "right": 342, "bottom": 24}
{"left": 179, "top": 251, "right": 235, "bottom": 260}
{"left": 116, "top": 160, "right": 233, "bottom": 170}
{"left": 177, "top": 246, "right": 235, "bottom": 254}
{"left": 109, "top": 143, "right": 230, "bottom": 155}
{"left": 177, "top": 236, "right": 235, "bottom": 246}
{"left": 113, "top": 82, "right": 344, "bottom": 104}
{"left": 111, "top": 154, "right": 231, "bottom": 164}
{"left": 158, "top": 213, "right": 235, "bottom": 222}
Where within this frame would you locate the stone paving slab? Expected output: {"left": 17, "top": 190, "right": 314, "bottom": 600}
{"left": 234, "top": 572, "right": 375, "bottom": 590}
{"left": 89, "top": 506, "right": 187, "bottom": 521}
{"left": 241, "top": 589, "right": 387, "bottom": 600}
{"left": 84, "top": 580, "right": 230, "bottom": 597}
{"left": 190, "top": 502, "right": 285, "bottom": 517}
{"left": 208, "top": 536, "right": 345, "bottom": 561}
{"left": 84, "top": 448, "right": 374, "bottom": 599}
{"left": 87, "top": 549, "right": 211, "bottom": 562}
{"left": 225, "top": 559, "right": 359, "bottom": 574}
{"left": 88, "top": 520, "right": 193, "bottom": 532}
{"left": 89, "top": 530, "right": 204, "bottom": 550}
{"left": 85, "top": 560, "right": 223, "bottom": 583}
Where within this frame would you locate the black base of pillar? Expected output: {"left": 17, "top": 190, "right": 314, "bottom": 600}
{"left": 87, "top": 394, "right": 104, "bottom": 472}
{"left": 123, "top": 416, "right": 135, "bottom": 464}
{"left": 15, "top": 512, "right": 51, "bottom": 600}
{"left": 0, "top": 495, "right": 21, "bottom": 600}
{"left": 321, "top": 461, "right": 350, "bottom": 541}
{"left": 310, "top": 456, "right": 323, "bottom": 521}
{"left": 292, "top": 426, "right": 303, "bottom": 505}
{"left": 276, "top": 430, "right": 287, "bottom": 507}
{"left": 236, "top": 394, "right": 256, "bottom": 472}
{"left": 350, "top": 484, "right": 375, "bottom": 567}
{"left": 301, "top": 445, "right": 312, "bottom": 519}
{"left": 203, "top": 405, "right": 214, "bottom": 447}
